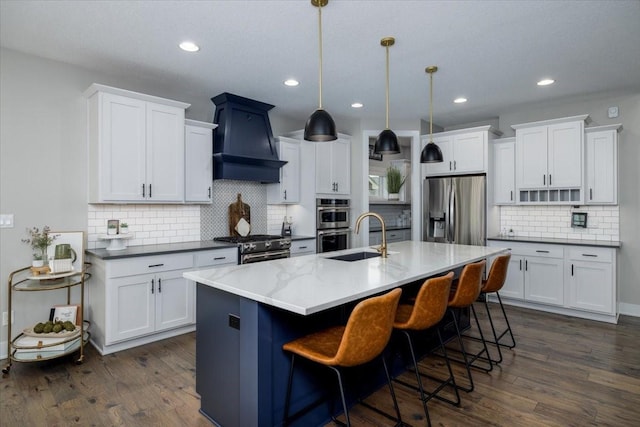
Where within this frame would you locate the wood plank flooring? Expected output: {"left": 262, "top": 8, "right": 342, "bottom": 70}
{"left": 1, "top": 305, "right": 639, "bottom": 426}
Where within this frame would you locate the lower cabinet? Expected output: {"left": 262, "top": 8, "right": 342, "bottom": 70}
{"left": 488, "top": 240, "right": 617, "bottom": 323}
{"left": 370, "top": 229, "right": 411, "bottom": 245}
{"left": 88, "top": 247, "right": 237, "bottom": 354}
{"left": 290, "top": 238, "right": 316, "bottom": 257}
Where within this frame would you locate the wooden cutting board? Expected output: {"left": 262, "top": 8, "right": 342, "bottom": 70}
{"left": 228, "top": 193, "right": 251, "bottom": 236}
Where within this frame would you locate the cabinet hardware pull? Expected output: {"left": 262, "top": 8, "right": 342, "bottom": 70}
{"left": 151, "top": 278, "right": 155, "bottom": 294}
{"left": 148, "top": 263, "right": 164, "bottom": 268}
{"left": 158, "top": 278, "right": 162, "bottom": 293}
{"left": 535, "top": 250, "right": 549, "bottom": 253}
{"left": 142, "top": 184, "right": 146, "bottom": 197}
{"left": 519, "top": 259, "right": 522, "bottom": 270}
{"left": 454, "top": 160, "right": 457, "bottom": 170}
{"left": 525, "top": 260, "right": 528, "bottom": 271}
{"left": 590, "top": 188, "right": 593, "bottom": 200}
{"left": 213, "top": 257, "right": 226, "bottom": 260}
{"left": 299, "top": 246, "right": 307, "bottom": 249}
{"left": 543, "top": 174, "right": 545, "bottom": 185}
{"left": 571, "top": 264, "right": 574, "bottom": 276}
{"left": 510, "top": 190, "right": 513, "bottom": 201}
{"left": 549, "top": 174, "right": 552, "bottom": 186}
{"left": 336, "top": 182, "right": 339, "bottom": 192}
{"left": 208, "top": 187, "right": 212, "bottom": 199}
{"left": 582, "top": 254, "right": 598, "bottom": 257}
{"left": 284, "top": 190, "right": 287, "bottom": 200}
{"left": 449, "top": 161, "right": 452, "bottom": 171}
{"left": 149, "top": 184, "right": 152, "bottom": 198}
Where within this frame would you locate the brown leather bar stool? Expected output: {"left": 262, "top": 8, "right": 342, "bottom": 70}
{"left": 479, "top": 253, "right": 516, "bottom": 363}
{"left": 440, "top": 259, "right": 491, "bottom": 393}
{"left": 282, "top": 288, "right": 403, "bottom": 427}
{"left": 392, "top": 272, "right": 459, "bottom": 426}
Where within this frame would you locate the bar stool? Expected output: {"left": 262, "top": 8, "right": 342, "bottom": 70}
{"left": 392, "top": 272, "right": 459, "bottom": 426}
{"left": 440, "top": 260, "right": 491, "bottom": 393}
{"left": 282, "top": 288, "right": 403, "bottom": 427}
{"left": 479, "top": 254, "right": 516, "bottom": 362}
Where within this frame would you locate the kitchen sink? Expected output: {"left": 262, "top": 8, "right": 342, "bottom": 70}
{"left": 328, "top": 251, "right": 381, "bottom": 262}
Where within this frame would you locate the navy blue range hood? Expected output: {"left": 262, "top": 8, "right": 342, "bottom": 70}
{"left": 212, "top": 92, "right": 287, "bottom": 183}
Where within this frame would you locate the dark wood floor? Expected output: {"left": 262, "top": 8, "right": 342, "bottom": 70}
{"left": 2, "top": 305, "right": 639, "bottom": 426}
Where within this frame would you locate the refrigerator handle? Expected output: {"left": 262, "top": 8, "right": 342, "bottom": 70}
{"left": 448, "top": 181, "right": 455, "bottom": 242}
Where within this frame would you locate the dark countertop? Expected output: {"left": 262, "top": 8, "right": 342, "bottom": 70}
{"left": 370, "top": 226, "right": 411, "bottom": 232}
{"left": 85, "top": 235, "right": 317, "bottom": 260}
{"left": 487, "top": 236, "right": 621, "bottom": 248}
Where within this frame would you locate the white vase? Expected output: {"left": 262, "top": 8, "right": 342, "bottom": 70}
{"left": 107, "top": 228, "right": 117, "bottom": 235}
{"left": 32, "top": 259, "right": 44, "bottom": 268}
{"left": 388, "top": 193, "right": 400, "bottom": 200}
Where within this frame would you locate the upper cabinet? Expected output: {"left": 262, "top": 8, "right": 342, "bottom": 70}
{"left": 315, "top": 136, "right": 351, "bottom": 195}
{"left": 422, "top": 126, "right": 500, "bottom": 177}
{"left": 85, "top": 84, "right": 190, "bottom": 203}
{"left": 513, "top": 115, "right": 588, "bottom": 204}
{"left": 585, "top": 124, "right": 622, "bottom": 205}
{"left": 185, "top": 120, "right": 216, "bottom": 203}
{"left": 267, "top": 137, "right": 301, "bottom": 204}
{"left": 491, "top": 137, "right": 516, "bottom": 205}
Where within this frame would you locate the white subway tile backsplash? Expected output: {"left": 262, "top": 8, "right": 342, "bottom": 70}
{"left": 500, "top": 205, "right": 619, "bottom": 241}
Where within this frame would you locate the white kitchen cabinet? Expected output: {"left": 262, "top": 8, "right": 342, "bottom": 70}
{"left": 290, "top": 239, "right": 316, "bottom": 257}
{"left": 185, "top": 120, "right": 215, "bottom": 203}
{"left": 585, "top": 124, "right": 621, "bottom": 205}
{"left": 422, "top": 126, "right": 499, "bottom": 177}
{"left": 267, "top": 137, "right": 301, "bottom": 204}
{"left": 513, "top": 115, "right": 588, "bottom": 204}
{"left": 490, "top": 138, "right": 516, "bottom": 205}
{"left": 487, "top": 240, "right": 618, "bottom": 323}
{"left": 315, "top": 136, "right": 351, "bottom": 195}
{"left": 87, "top": 247, "right": 237, "bottom": 355}
{"left": 85, "top": 84, "right": 190, "bottom": 203}
{"left": 567, "top": 247, "right": 616, "bottom": 314}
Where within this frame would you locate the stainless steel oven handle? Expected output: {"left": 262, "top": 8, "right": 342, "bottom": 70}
{"left": 317, "top": 229, "right": 350, "bottom": 237}
{"left": 242, "top": 250, "right": 290, "bottom": 263}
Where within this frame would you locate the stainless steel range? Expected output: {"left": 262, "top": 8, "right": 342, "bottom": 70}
{"left": 213, "top": 234, "right": 291, "bottom": 264}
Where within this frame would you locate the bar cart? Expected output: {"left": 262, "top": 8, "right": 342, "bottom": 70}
{"left": 3, "top": 231, "right": 90, "bottom": 374}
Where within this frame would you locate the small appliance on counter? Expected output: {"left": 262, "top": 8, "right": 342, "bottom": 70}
{"left": 281, "top": 216, "right": 292, "bottom": 237}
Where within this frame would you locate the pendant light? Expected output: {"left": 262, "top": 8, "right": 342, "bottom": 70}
{"left": 304, "top": 0, "right": 337, "bottom": 142}
{"left": 374, "top": 37, "right": 400, "bottom": 154}
{"left": 420, "top": 66, "right": 444, "bottom": 163}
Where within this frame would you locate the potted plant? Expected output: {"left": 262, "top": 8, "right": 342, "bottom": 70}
{"left": 107, "top": 223, "right": 118, "bottom": 235}
{"left": 22, "top": 225, "right": 57, "bottom": 266}
{"left": 119, "top": 222, "right": 129, "bottom": 234}
{"left": 386, "top": 166, "right": 405, "bottom": 200}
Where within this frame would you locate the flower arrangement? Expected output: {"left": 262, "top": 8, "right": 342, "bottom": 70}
{"left": 22, "top": 226, "right": 57, "bottom": 263}
{"left": 386, "top": 166, "right": 406, "bottom": 194}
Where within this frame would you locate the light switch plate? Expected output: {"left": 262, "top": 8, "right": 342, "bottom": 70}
{"left": 608, "top": 106, "right": 619, "bottom": 118}
{"left": 0, "top": 214, "right": 14, "bottom": 228}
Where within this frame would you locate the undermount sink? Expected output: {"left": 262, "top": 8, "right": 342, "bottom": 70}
{"left": 328, "top": 251, "right": 381, "bottom": 262}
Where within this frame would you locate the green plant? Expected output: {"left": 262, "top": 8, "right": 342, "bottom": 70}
{"left": 386, "top": 167, "right": 405, "bottom": 194}
{"left": 120, "top": 222, "right": 128, "bottom": 228}
{"left": 108, "top": 223, "right": 117, "bottom": 229}
{"left": 22, "top": 226, "right": 56, "bottom": 260}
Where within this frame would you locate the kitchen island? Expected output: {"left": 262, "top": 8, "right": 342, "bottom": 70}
{"left": 184, "top": 241, "right": 507, "bottom": 427}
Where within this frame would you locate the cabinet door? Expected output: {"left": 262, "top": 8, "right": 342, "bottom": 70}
{"left": 568, "top": 261, "right": 614, "bottom": 314}
{"left": 452, "top": 131, "right": 485, "bottom": 173}
{"left": 332, "top": 138, "right": 351, "bottom": 194}
{"left": 516, "top": 126, "right": 547, "bottom": 189}
{"left": 547, "top": 121, "right": 582, "bottom": 188}
{"left": 100, "top": 93, "right": 147, "bottom": 201}
{"left": 586, "top": 130, "right": 617, "bottom": 204}
{"left": 315, "top": 142, "right": 334, "bottom": 193}
{"left": 386, "top": 230, "right": 404, "bottom": 243}
{"left": 500, "top": 255, "right": 525, "bottom": 300}
{"left": 107, "top": 274, "right": 155, "bottom": 343}
{"left": 369, "top": 231, "right": 382, "bottom": 246}
{"left": 268, "top": 139, "right": 301, "bottom": 203}
{"left": 155, "top": 269, "right": 194, "bottom": 332}
{"left": 524, "top": 256, "right": 564, "bottom": 306}
{"left": 422, "top": 135, "right": 452, "bottom": 176}
{"left": 493, "top": 141, "right": 515, "bottom": 204}
{"left": 185, "top": 124, "right": 213, "bottom": 203}
{"left": 146, "top": 102, "right": 185, "bottom": 201}
{"left": 290, "top": 239, "right": 316, "bottom": 257}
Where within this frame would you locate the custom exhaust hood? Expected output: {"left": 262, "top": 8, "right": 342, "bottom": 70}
{"left": 212, "top": 92, "right": 287, "bottom": 183}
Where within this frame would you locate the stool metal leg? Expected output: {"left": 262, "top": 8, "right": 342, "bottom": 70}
{"left": 493, "top": 292, "right": 516, "bottom": 349}
{"left": 329, "top": 366, "right": 351, "bottom": 427}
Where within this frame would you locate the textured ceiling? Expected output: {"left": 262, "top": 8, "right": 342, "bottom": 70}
{"left": 2, "top": 0, "right": 639, "bottom": 128}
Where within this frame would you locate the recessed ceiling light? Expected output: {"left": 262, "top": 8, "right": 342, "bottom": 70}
{"left": 283, "top": 79, "right": 299, "bottom": 87}
{"left": 179, "top": 41, "right": 200, "bottom": 52}
{"left": 537, "top": 78, "right": 555, "bottom": 86}
{"left": 351, "top": 102, "right": 363, "bottom": 108}
{"left": 454, "top": 97, "right": 468, "bottom": 104}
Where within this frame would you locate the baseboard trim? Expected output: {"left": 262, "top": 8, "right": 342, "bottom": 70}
{"left": 619, "top": 302, "right": 640, "bottom": 317}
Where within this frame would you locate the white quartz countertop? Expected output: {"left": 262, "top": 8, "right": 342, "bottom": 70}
{"left": 184, "top": 241, "right": 507, "bottom": 316}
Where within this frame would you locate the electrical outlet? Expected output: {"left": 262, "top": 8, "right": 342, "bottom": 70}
{"left": 2, "top": 311, "right": 6, "bottom": 326}
{"left": 0, "top": 213, "right": 14, "bottom": 228}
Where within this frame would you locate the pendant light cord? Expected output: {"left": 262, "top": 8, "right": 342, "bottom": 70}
{"left": 385, "top": 44, "right": 390, "bottom": 129}
{"left": 429, "top": 70, "right": 433, "bottom": 143}
{"left": 318, "top": 4, "right": 323, "bottom": 110}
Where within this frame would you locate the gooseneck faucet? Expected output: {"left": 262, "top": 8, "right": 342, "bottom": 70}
{"left": 354, "top": 212, "right": 388, "bottom": 258}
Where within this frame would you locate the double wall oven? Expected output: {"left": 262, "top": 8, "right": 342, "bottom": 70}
{"left": 316, "top": 198, "right": 351, "bottom": 253}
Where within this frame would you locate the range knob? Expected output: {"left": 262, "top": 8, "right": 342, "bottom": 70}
{"left": 244, "top": 243, "right": 257, "bottom": 251}
{"left": 264, "top": 241, "right": 272, "bottom": 248}
{"left": 280, "top": 240, "right": 291, "bottom": 248}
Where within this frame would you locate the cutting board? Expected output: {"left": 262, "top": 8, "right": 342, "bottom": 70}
{"left": 229, "top": 194, "right": 251, "bottom": 236}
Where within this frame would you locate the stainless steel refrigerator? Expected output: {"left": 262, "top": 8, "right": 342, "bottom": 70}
{"left": 422, "top": 175, "right": 486, "bottom": 245}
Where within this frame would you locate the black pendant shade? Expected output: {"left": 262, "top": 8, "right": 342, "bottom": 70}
{"left": 420, "top": 141, "right": 443, "bottom": 163}
{"left": 375, "top": 128, "right": 400, "bottom": 154}
{"left": 304, "top": 109, "right": 337, "bottom": 141}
